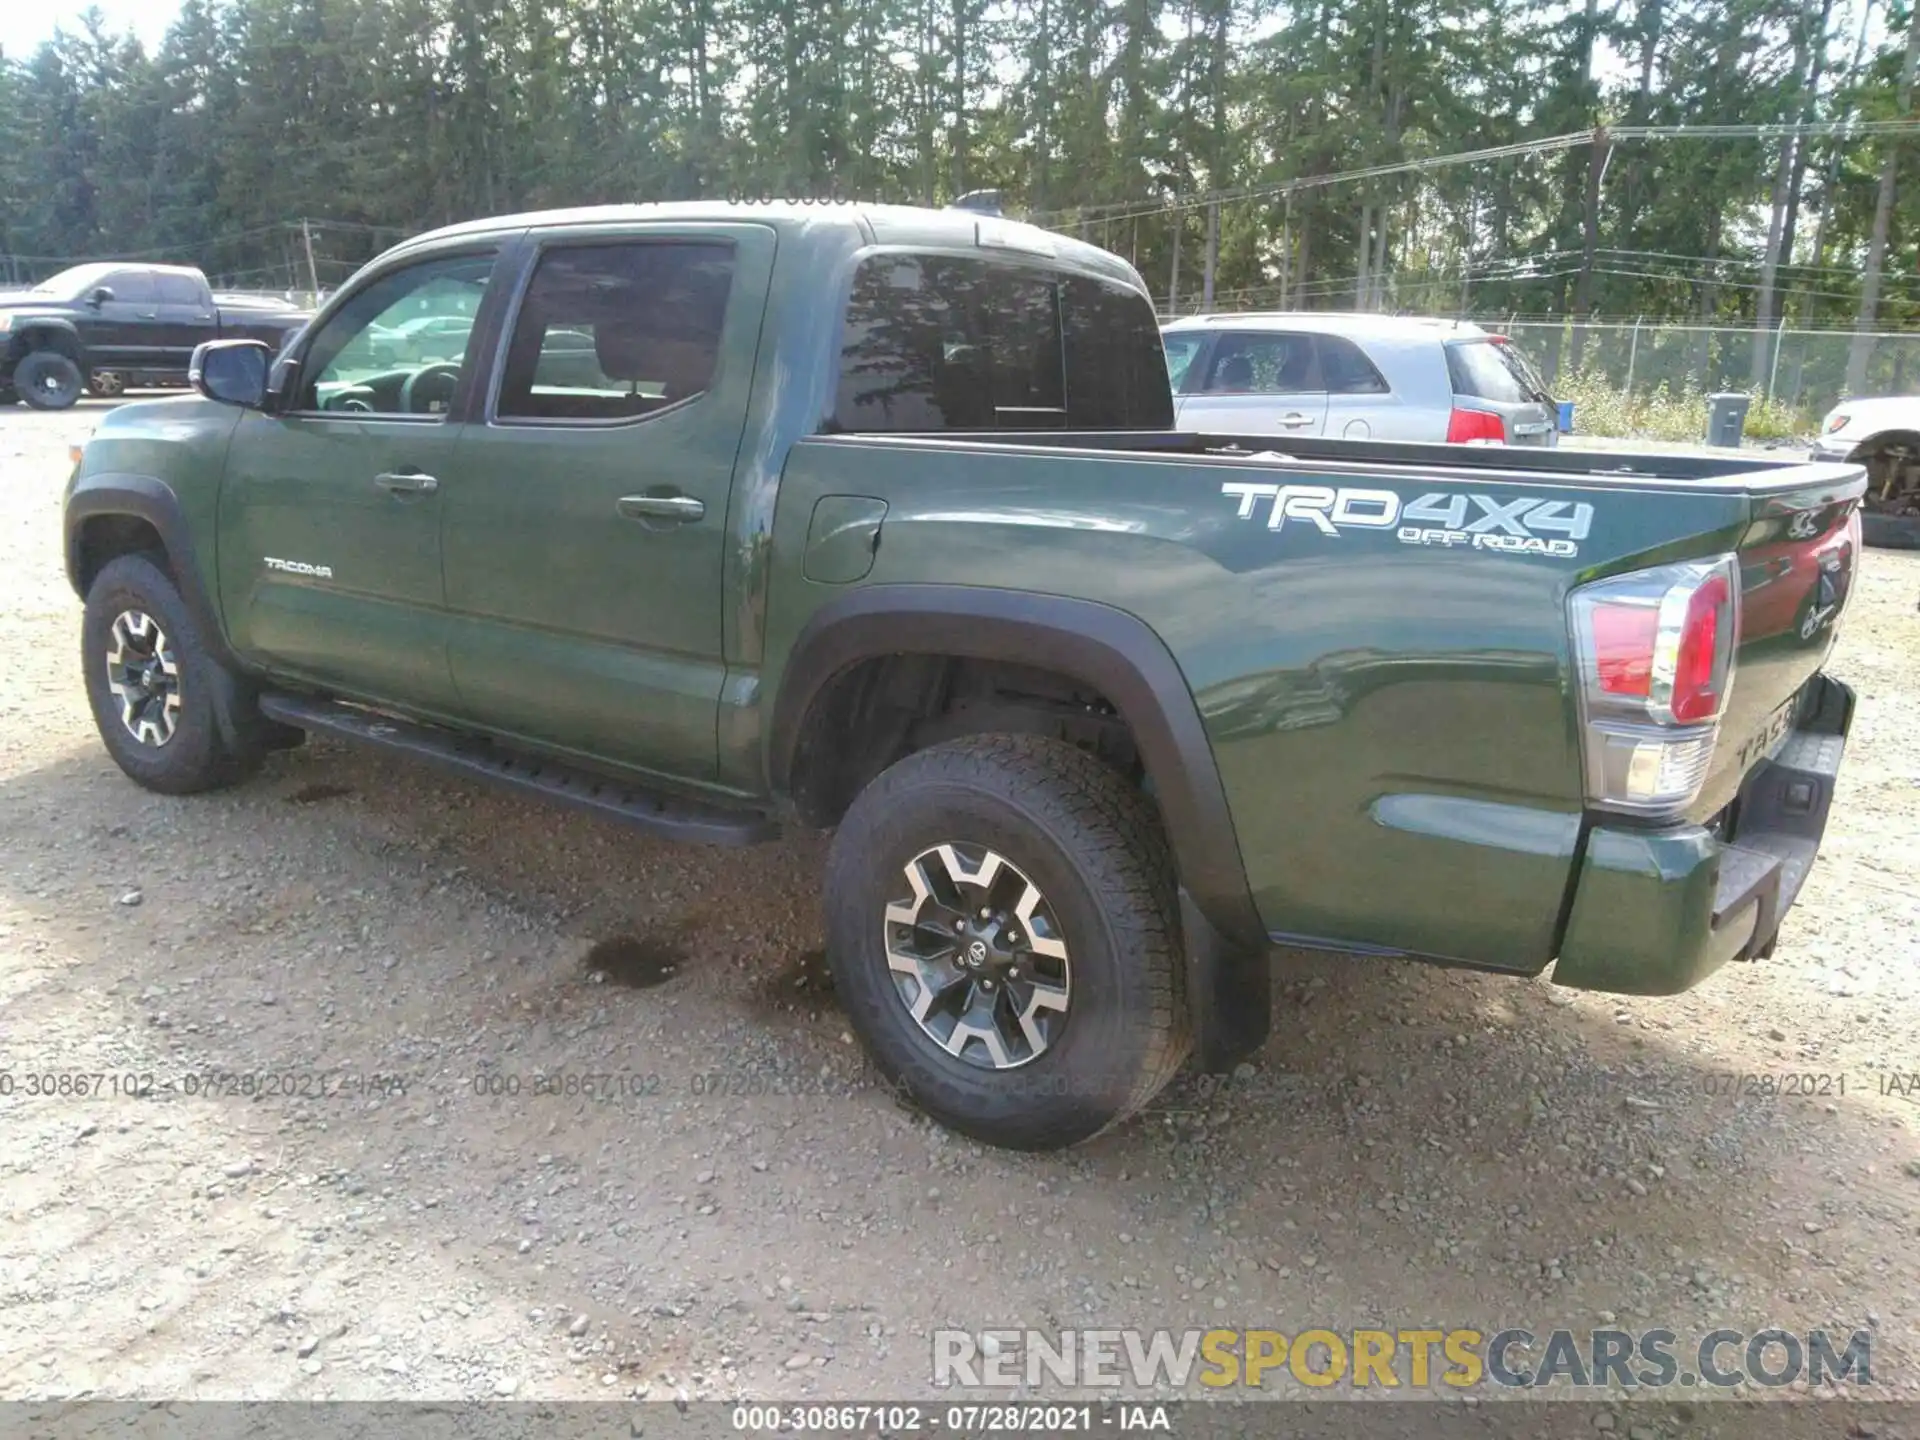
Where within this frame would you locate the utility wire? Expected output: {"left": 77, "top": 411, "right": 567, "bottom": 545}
{"left": 1031, "top": 118, "right": 1920, "bottom": 227}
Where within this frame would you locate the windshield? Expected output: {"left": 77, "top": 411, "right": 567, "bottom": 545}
{"left": 1162, "top": 332, "right": 1204, "bottom": 390}
{"left": 28, "top": 264, "right": 119, "bottom": 299}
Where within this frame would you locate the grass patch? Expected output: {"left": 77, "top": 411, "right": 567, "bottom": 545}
{"left": 1554, "top": 369, "right": 1813, "bottom": 444}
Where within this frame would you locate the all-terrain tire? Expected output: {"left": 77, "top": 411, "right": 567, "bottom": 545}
{"left": 16, "top": 350, "right": 85, "bottom": 410}
{"left": 82, "top": 553, "right": 265, "bottom": 794}
{"left": 825, "top": 734, "right": 1190, "bottom": 1151}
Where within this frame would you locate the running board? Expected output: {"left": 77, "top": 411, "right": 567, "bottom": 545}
{"left": 258, "top": 693, "right": 777, "bottom": 847}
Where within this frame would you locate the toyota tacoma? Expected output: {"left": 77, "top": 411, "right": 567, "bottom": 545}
{"left": 62, "top": 202, "right": 1865, "bottom": 1149}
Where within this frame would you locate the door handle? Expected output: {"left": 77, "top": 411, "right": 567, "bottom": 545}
{"left": 375, "top": 471, "right": 440, "bottom": 495}
{"left": 140, "top": 312, "right": 158, "bottom": 319}
{"left": 618, "top": 494, "right": 705, "bottom": 523}
{"left": 1278, "top": 413, "right": 1316, "bottom": 428}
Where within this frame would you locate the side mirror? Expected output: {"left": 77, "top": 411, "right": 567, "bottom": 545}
{"left": 89, "top": 286, "right": 114, "bottom": 306}
{"left": 190, "top": 339, "right": 270, "bottom": 409}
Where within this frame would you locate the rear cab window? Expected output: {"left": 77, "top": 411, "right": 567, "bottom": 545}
{"left": 1446, "top": 338, "right": 1543, "bottom": 405}
{"left": 830, "top": 254, "right": 1172, "bottom": 432}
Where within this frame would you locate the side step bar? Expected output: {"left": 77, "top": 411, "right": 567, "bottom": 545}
{"left": 258, "top": 693, "right": 778, "bottom": 848}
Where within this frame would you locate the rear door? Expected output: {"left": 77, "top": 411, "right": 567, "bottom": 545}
{"left": 1315, "top": 332, "right": 1416, "bottom": 440}
{"left": 440, "top": 224, "right": 775, "bottom": 782}
{"left": 1444, "top": 335, "right": 1558, "bottom": 445}
{"left": 154, "top": 271, "right": 218, "bottom": 367}
{"left": 1176, "top": 329, "right": 1328, "bottom": 437}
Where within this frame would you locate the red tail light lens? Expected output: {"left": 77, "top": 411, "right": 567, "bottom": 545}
{"left": 1446, "top": 408, "right": 1506, "bottom": 444}
{"left": 1670, "top": 573, "right": 1730, "bottom": 722}
{"left": 1589, "top": 602, "right": 1659, "bottom": 697}
{"left": 1568, "top": 556, "right": 1741, "bottom": 814}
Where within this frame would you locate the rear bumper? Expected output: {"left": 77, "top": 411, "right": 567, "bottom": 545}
{"left": 1552, "top": 672, "right": 1854, "bottom": 995}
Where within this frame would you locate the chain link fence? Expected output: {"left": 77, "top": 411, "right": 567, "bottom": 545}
{"left": 1463, "top": 320, "right": 1920, "bottom": 422}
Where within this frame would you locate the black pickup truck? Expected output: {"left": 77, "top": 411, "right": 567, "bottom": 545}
{"left": 0, "top": 263, "right": 311, "bottom": 410}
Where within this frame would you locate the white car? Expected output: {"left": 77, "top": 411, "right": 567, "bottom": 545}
{"left": 1159, "top": 312, "right": 1561, "bottom": 447}
{"left": 1811, "top": 395, "right": 1920, "bottom": 548}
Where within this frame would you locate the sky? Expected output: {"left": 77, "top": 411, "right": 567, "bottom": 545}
{"left": 0, "top": 0, "right": 184, "bottom": 59}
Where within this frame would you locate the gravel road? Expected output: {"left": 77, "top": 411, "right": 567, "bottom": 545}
{"left": 3, "top": 401, "right": 1918, "bottom": 1409}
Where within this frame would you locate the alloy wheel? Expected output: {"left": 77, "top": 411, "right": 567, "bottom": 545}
{"left": 883, "top": 842, "right": 1071, "bottom": 1069}
{"left": 105, "top": 610, "right": 182, "bottom": 747}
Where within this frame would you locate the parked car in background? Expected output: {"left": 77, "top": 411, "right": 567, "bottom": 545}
{"left": 1810, "top": 394, "right": 1920, "bottom": 548}
{"left": 0, "top": 262, "right": 311, "bottom": 410}
{"left": 1160, "top": 312, "right": 1560, "bottom": 447}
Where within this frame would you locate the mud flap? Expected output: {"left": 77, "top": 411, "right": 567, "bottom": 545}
{"left": 1181, "top": 888, "right": 1271, "bottom": 1071}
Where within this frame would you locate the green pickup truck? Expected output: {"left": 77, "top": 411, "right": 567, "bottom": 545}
{"left": 63, "top": 202, "right": 1866, "bottom": 1149}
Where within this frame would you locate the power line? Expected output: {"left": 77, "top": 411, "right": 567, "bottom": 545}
{"left": 1031, "top": 118, "right": 1920, "bottom": 228}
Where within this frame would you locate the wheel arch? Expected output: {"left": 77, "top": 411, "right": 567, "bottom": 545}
{"left": 768, "top": 584, "right": 1265, "bottom": 955}
{"left": 7, "top": 319, "right": 85, "bottom": 364}
{"left": 67, "top": 474, "right": 235, "bottom": 669}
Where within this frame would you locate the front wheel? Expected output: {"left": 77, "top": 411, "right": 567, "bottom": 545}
{"left": 825, "top": 734, "right": 1190, "bottom": 1150}
{"left": 82, "top": 554, "right": 265, "bottom": 794}
{"left": 16, "top": 350, "right": 85, "bottom": 410}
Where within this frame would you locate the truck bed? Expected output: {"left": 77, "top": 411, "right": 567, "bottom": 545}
{"left": 769, "top": 426, "right": 1865, "bottom": 972}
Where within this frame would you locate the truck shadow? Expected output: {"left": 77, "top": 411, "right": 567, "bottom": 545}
{"left": 0, "top": 735, "right": 1910, "bottom": 1394}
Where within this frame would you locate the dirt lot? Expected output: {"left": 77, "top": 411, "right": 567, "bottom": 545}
{"left": 2, "top": 400, "right": 1918, "bottom": 1408}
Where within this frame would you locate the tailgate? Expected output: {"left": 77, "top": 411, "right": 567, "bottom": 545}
{"left": 1695, "top": 484, "right": 1862, "bottom": 822}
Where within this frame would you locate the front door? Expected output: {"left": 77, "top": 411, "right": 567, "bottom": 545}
{"left": 1176, "top": 329, "right": 1329, "bottom": 438}
{"left": 441, "top": 225, "right": 775, "bottom": 783}
{"left": 86, "top": 269, "right": 165, "bottom": 369}
{"left": 215, "top": 247, "right": 503, "bottom": 716}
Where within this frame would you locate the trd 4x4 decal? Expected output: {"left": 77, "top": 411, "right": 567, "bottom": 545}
{"left": 1221, "top": 482, "right": 1594, "bottom": 559}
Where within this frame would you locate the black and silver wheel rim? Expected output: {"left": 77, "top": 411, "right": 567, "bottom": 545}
{"left": 883, "top": 843, "right": 1071, "bottom": 1069}
{"left": 90, "top": 371, "right": 125, "bottom": 396}
{"left": 104, "top": 610, "right": 181, "bottom": 747}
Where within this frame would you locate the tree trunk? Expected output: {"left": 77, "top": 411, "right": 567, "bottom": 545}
{"left": 1846, "top": 1, "right": 1920, "bottom": 394}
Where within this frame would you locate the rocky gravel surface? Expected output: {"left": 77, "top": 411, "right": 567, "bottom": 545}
{"left": 2, "top": 401, "right": 1917, "bottom": 1412}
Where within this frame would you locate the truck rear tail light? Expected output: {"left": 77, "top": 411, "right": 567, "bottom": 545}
{"left": 1446, "top": 408, "right": 1506, "bottom": 444}
{"left": 1568, "top": 556, "right": 1740, "bottom": 815}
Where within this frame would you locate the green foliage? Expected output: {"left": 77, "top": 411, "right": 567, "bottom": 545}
{"left": 1556, "top": 368, "right": 1816, "bottom": 443}
{"left": 0, "top": 0, "right": 1912, "bottom": 331}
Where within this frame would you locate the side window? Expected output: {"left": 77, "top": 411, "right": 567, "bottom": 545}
{"left": 1199, "top": 332, "right": 1317, "bottom": 394}
{"left": 1316, "top": 335, "right": 1390, "bottom": 395}
{"left": 107, "top": 270, "right": 158, "bottom": 305}
{"left": 496, "top": 241, "right": 734, "bottom": 423}
{"left": 297, "top": 251, "right": 494, "bottom": 415}
{"left": 156, "top": 273, "right": 204, "bottom": 306}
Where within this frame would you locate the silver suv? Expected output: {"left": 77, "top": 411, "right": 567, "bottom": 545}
{"left": 1160, "top": 312, "right": 1560, "bottom": 446}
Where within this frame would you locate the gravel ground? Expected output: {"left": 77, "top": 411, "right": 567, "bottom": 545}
{"left": 2, "top": 400, "right": 1918, "bottom": 1409}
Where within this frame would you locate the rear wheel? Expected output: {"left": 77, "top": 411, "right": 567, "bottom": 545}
{"left": 825, "top": 734, "right": 1189, "bottom": 1150}
{"left": 1859, "top": 434, "right": 1920, "bottom": 550}
{"left": 88, "top": 370, "right": 126, "bottom": 397}
{"left": 16, "top": 350, "right": 84, "bottom": 411}
{"left": 82, "top": 554, "right": 265, "bottom": 794}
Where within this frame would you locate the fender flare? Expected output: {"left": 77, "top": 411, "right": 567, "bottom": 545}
{"left": 7, "top": 316, "right": 85, "bottom": 364}
{"left": 65, "top": 473, "right": 263, "bottom": 751}
{"left": 768, "top": 584, "right": 1267, "bottom": 956}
